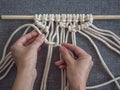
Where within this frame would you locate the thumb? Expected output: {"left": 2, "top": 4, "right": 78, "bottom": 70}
{"left": 30, "top": 34, "right": 45, "bottom": 49}
{"left": 59, "top": 46, "right": 73, "bottom": 65}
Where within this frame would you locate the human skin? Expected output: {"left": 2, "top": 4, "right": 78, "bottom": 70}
{"left": 55, "top": 43, "right": 93, "bottom": 90}
{"left": 11, "top": 31, "right": 93, "bottom": 90}
{"left": 11, "top": 31, "right": 45, "bottom": 90}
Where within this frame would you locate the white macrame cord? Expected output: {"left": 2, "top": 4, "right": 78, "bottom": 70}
{"left": 0, "top": 14, "right": 120, "bottom": 90}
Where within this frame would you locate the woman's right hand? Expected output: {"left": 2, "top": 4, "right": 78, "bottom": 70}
{"left": 55, "top": 43, "right": 93, "bottom": 90}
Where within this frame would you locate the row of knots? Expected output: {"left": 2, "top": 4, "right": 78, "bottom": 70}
{"left": 34, "top": 14, "right": 93, "bottom": 32}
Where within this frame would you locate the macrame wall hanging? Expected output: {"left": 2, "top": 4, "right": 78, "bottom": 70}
{"left": 0, "top": 14, "right": 120, "bottom": 90}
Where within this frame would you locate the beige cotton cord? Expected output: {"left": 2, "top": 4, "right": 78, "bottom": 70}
{"left": 0, "top": 14, "right": 120, "bottom": 90}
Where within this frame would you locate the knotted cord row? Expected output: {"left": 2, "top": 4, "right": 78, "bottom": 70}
{"left": 0, "top": 14, "right": 120, "bottom": 90}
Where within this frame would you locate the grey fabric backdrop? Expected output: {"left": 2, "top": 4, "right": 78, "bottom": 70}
{"left": 0, "top": 0, "right": 120, "bottom": 90}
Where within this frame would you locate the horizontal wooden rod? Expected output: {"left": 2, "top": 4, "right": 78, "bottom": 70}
{"left": 1, "top": 15, "right": 120, "bottom": 20}
{"left": 1, "top": 15, "right": 35, "bottom": 20}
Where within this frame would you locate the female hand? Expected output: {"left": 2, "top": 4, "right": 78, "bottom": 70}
{"left": 11, "top": 31, "right": 45, "bottom": 71}
{"left": 11, "top": 31, "right": 45, "bottom": 90}
{"left": 55, "top": 43, "right": 93, "bottom": 90}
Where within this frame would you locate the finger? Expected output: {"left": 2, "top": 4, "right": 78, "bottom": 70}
{"left": 58, "top": 65, "right": 66, "bottom": 69}
{"left": 16, "top": 31, "right": 39, "bottom": 46}
{"left": 55, "top": 60, "right": 66, "bottom": 66}
{"left": 62, "top": 43, "right": 88, "bottom": 57}
{"left": 30, "top": 34, "right": 45, "bottom": 49}
{"left": 38, "top": 47, "right": 41, "bottom": 52}
{"left": 59, "top": 46, "right": 73, "bottom": 65}
{"left": 24, "top": 36, "right": 37, "bottom": 46}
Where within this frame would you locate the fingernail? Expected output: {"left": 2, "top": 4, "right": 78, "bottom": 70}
{"left": 55, "top": 61, "right": 58, "bottom": 65}
{"left": 60, "top": 46, "right": 65, "bottom": 51}
{"left": 60, "top": 46, "right": 63, "bottom": 50}
{"left": 61, "top": 43, "right": 65, "bottom": 45}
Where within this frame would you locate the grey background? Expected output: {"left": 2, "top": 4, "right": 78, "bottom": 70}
{"left": 0, "top": 0, "right": 120, "bottom": 90}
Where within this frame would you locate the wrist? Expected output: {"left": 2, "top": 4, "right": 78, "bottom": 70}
{"left": 69, "top": 83, "right": 86, "bottom": 90}
{"left": 12, "top": 66, "right": 37, "bottom": 90}
{"left": 17, "top": 67, "right": 37, "bottom": 79}
{"left": 69, "top": 84, "right": 86, "bottom": 90}
{"left": 69, "top": 78, "right": 86, "bottom": 90}
{"left": 17, "top": 62, "right": 36, "bottom": 73}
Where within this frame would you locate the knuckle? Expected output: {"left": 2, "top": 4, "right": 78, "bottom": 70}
{"left": 73, "top": 45, "right": 77, "bottom": 49}
{"left": 30, "top": 44, "right": 36, "bottom": 48}
{"left": 10, "top": 45, "right": 16, "bottom": 51}
{"left": 91, "top": 61, "right": 94, "bottom": 66}
{"left": 62, "top": 55, "right": 73, "bottom": 66}
{"left": 34, "top": 38, "right": 43, "bottom": 45}
{"left": 87, "top": 55, "right": 93, "bottom": 63}
{"left": 35, "top": 38, "right": 41, "bottom": 42}
{"left": 33, "top": 40, "right": 38, "bottom": 45}
{"left": 39, "top": 38, "right": 44, "bottom": 43}
{"left": 66, "top": 59, "right": 74, "bottom": 66}
{"left": 88, "top": 55, "right": 92, "bottom": 60}
{"left": 10, "top": 46, "right": 14, "bottom": 51}
{"left": 10, "top": 43, "right": 19, "bottom": 51}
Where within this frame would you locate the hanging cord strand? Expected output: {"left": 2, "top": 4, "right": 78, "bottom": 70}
{"left": 0, "top": 52, "right": 12, "bottom": 71}
{"left": 0, "top": 25, "right": 31, "bottom": 80}
{"left": 0, "top": 25, "right": 32, "bottom": 65}
{"left": 0, "top": 26, "right": 31, "bottom": 71}
{"left": 0, "top": 25, "right": 31, "bottom": 69}
{"left": 79, "top": 14, "right": 120, "bottom": 89}
{"left": 86, "top": 27, "right": 120, "bottom": 48}
{"left": 40, "top": 14, "right": 55, "bottom": 90}
{"left": 43, "top": 17, "right": 55, "bottom": 90}
{"left": 83, "top": 29, "right": 120, "bottom": 55}
{"left": 90, "top": 25, "right": 120, "bottom": 45}
{"left": 78, "top": 30, "right": 120, "bottom": 89}
{"left": 91, "top": 24, "right": 120, "bottom": 41}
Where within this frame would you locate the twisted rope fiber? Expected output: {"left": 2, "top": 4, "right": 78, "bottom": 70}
{"left": 0, "top": 14, "right": 120, "bottom": 90}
